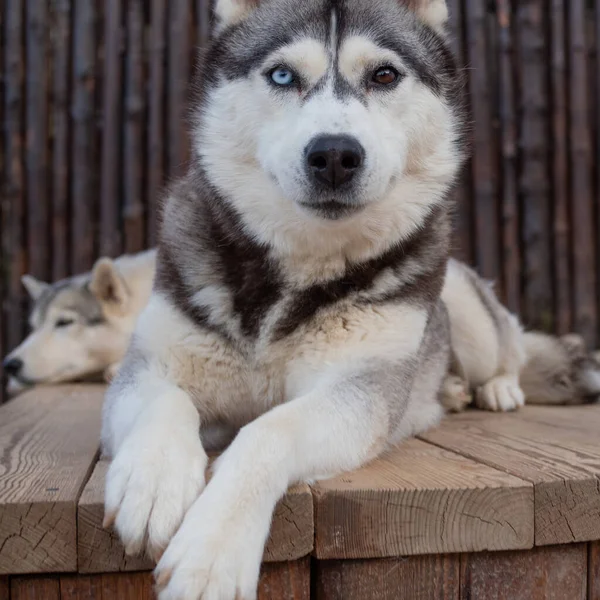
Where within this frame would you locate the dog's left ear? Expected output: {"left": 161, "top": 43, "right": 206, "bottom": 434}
{"left": 89, "top": 258, "right": 131, "bottom": 316}
{"left": 403, "top": 0, "right": 448, "bottom": 33}
{"left": 214, "top": 0, "right": 260, "bottom": 31}
{"left": 560, "top": 334, "right": 587, "bottom": 359}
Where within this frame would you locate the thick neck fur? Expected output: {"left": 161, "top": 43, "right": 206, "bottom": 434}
{"left": 156, "top": 164, "right": 452, "bottom": 345}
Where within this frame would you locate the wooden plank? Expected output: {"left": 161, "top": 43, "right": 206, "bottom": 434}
{"left": 516, "top": 0, "right": 552, "bottom": 332}
{"left": 3, "top": 0, "right": 27, "bottom": 352}
{"left": 421, "top": 409, "right": 600, "bottom": 546}
{"left": 11, "top": 576, "right": 60, "bottom": 599}
{"left": 25, "top": 0, "right": 50, "bottom": 283}
{"left": 568, "top": 0, "right": 597, "bottom": 348}
{"left": 259, "top": 559, "right": 310, "bottom": 600}
{"left": 460, "top": 544, "right": 587, "bottom": 600}
{"left": 49, "top": 0, "right": 71, "bottom": 281}
{"left": 590, "top": 542, "right": 600, "bottom": 600}
{"left": 123, "top": 0, "right": 145, "bottom": 254}
{"left": 464, "top": 0, "right": 500, "bottom": 281}
{"left": 315, "top": 554, "right": 459, "bottom": 600}
{"left": 496, "top": 0, "right": 519, "bottom": 315}
{"left": 147, "top": 0, "right": 167, "bottom": 247}
{"left": 78, "top": 461, "right": 313, "bottom": 573}
{"left": 550, "top": 0, "right": 572, "bottom": 335}
{"left": 514, "top": 404, "right": 600, "bottom": 435}
{"left": 0, "top": 385, "right": 104, "bottom": 574}
{"left": 99, "top": 0, "right": 123, "bottom": 259}
{"left": 71, "top": 0, "right": 97, "bottom": 273}
{"left": 311, "top": 438, "right": 533, "bottom": 560}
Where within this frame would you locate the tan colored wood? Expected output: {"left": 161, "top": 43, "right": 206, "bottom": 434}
{"left": 11, "top": 576, "right": 60, "bottom": 599}
{"left": 78, "top": 461, "right": 313, "bottom": 573}
{"left": 460, "top": 544, "right": 587, "bottom": 600}
{"left": 590, "top": 542, "right": 600, "bottom": 600}
{"left": 311, "top": 438, "right": 533, "bottom": 560}
{"left": 421, "top": 409, "right": 600, "bottom": 546}
{"left": 315, "top": 554, "right": 459, "bottom": 600}
{"left": 0, "top": 385, "right": 105, "bottom": 574}
{"left": 518, "top": 404, "right": 600, "bottom": 435}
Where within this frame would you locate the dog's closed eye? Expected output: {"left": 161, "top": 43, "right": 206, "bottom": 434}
{"left": 55, "top": 318, "right": 75, "bottom": 329}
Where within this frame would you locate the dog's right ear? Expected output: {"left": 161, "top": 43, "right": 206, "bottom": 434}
{"left": 22, "top": 275, "right": 50, "bottom": 301}
{"left": 214, "top": 0, "right": 260, "bottom": 31}
{"left": 89, "top": 258, "right": 130, "bottom": 316}
{"left": 402, "top": 0, "right": 448, "bottom": 33}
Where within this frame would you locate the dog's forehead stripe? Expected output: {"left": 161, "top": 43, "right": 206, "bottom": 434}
{"left": 211, "top": 0, "right": 455, "bottom": 98}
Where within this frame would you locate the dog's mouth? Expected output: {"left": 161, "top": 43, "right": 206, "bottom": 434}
{"left": 298, "top": 200, "right": 366, "bottom": 220}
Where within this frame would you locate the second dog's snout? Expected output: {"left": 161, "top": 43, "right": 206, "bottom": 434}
{"left": 306, "top": 135, "right": 365, "bottom": 189}
{"left": 3, "top": 357, "right": 23, "bottom": 377}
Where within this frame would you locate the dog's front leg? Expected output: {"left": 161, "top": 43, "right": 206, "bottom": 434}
{"left": 155, "top": 364, "right": 407, "bottom": 600}
{"left": 103, "top": 367, "right": 208, "bottom": 562}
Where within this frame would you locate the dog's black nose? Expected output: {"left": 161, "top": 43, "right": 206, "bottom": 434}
{"left": 2, "top": 357, "right": 23, "bottom": 377}
{"left": 306, "top": 135, "right": 365, "bottom": 189}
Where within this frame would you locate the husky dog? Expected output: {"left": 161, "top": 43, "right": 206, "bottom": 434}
{"left": 440, "top": 259, "right": 600, "bottom": 412}
{"left": 520, "top": 332, "right": 600, "bottom": 405}
{"left": 2, "top": 250, "right": 156, "bottom": 394}
{"left": 101, "top": 0, "right": 467, "bottom": 597}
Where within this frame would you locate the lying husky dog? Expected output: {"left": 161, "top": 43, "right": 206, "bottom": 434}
{"left": 2, "top": 250, "right": 156, "bottom": 394}
{"left": 441, "top": 259, "right": 600, "bottom": 411}
{"left": 102, "top": 0, "right": 468, "bottom": 597}
{"left": 5, "top": 244, "right": 598, "bottom": 412}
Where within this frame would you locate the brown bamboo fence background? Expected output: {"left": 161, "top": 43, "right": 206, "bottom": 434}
{"left": 1, "top": 0, "right": 599, "bottom": 400}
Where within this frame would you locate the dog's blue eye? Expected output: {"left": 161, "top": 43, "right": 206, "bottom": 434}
{"left": 55, "top": 318, "right": 75, "bottom": 328}
{"left": 270, "top": 67, "right": 295, "bottom": 87}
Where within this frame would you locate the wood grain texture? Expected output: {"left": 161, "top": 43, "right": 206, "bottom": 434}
{"left": 421, "top": 408, "right": 600, "bottom": 546}
{"left": 312, "top": 438, "right": 533, "bottom": 560}
{"left": 496, "top": 0, "right": 519, "bottom": 314}
{"left": 315, "top": 554, "right": 459, "bottom": 600}
{"left": 460, "top": 544, "right": 587, "bottom": 600}
{"left": 550, "top": 0, "right": 572, "bottom": 335}
{"left": 99, "top": 0, "right": 124, "bottom": 258}
{"left": 49, "top": 0, "right": 72, "bottom": 281}
{"left": 464, "top": 0, "right": 500, "bottom": 282}
{"left": 0, "top": 385, "right": 104, "bottom": 574}
{"left": 70, "top": 0, "right": 97, "bottom": 273}
{"left": 258, "top": 559, "right": 310, "bottom": 600}
{"left": 11, "top": 576, "right": 60, "bottom": 599}
{"left": 3, "top": 0, "right": 27, "bottom": 353}
{"left": 78, "top": 462, "right": 313, "bottom": 573}
{"left": 516, "top": 0, "right": 552, "bottom": 331}
{"left": 123, "top": 0, "right": 146, "bottom": 253}
{"left": 568, "top": 0, "right": 597, "bottom": 347}
{"left": 6, "top": 563, "right": 309, "bottom": 599}
{"left": 25, "top": 0, "right": 50, "bottom": 282}
{"left": 590, "top": 542, "right": 600, "bottom": 600}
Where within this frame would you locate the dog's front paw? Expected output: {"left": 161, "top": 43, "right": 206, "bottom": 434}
{"left": 476, "top": 374, "right": 525, "bottom": 412}
{"left": 440, "top": 374, "right": 472, "bottom": 413}
{"left": 104, "top": 425, "right": 208, "bottom": 561}
{"left": 155, "top": 494, "right": 269, "bottom": 600}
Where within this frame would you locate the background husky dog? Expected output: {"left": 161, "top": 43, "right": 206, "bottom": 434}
{"left": 101, "top": 0, "right": 467, "bottom": 597}
{"left": 2, "top": 250, "right": 156, "bottom": 395}
{"left": 440, "top": 259, "right": 600, "bottom": 412}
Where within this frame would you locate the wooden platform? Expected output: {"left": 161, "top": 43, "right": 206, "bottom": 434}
{"left": 0, "top": 385, "right": 599, "bottom": 599}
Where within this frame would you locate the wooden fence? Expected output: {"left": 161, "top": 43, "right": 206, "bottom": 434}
{"left": 1, "top": 0, "right": 600, "bottom": 400}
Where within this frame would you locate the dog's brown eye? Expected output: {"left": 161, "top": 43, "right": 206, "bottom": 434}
{"left": 372, "top": 66, "right": 399, "bottom": 86}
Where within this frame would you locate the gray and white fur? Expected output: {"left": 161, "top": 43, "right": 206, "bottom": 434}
{"left": 101, "top": 1, "right": 467, "bottom": 598}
